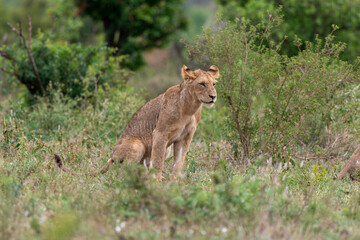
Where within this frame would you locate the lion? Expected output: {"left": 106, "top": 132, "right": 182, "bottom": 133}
{"left": 55, "top": 64, "right": 219, "bottom": 181}
{"left": 337, "top": 147, "right": 360, "bottom": 180}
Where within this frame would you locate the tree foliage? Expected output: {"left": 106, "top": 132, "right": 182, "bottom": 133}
{"left": 187, "top": 15, "right": 359, "bottom": 159}
{"left": 0, "top": 19, "right": 127, "bottom": 100}
{"left": 217, "top": 0, "right": 360, "bottom": 62}
{"left": 74, "top": 0, "right": 188, "bottom": 69}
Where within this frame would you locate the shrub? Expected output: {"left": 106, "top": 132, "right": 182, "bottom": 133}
{"left": 1, "top": 88, "right": 144, "bottom": 144}
{"left": 0, "top": 18, "right": 127, "bottom": 100}
{"left": 217, "top": 0, "right": 360, "bottom": 62}
{"left": 41, "top": 212, "right": 80, "bottom": 240}
{"left": 187, "top": 15, "right": 359, "bottom": 160}
{"left": 331, "top": 83, "right": 360, "bottom": 138}
{"left": 1, "top": 85, "right": 145, "bottom": 143}
{"left": 195, "top": 105, "right": 230, "bottom": 141}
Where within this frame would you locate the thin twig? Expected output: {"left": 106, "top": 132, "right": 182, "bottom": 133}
{"left": 51, "top": 15, "right": 56, "bottom": 35}
{"left": 7, "top": 22, "right": 21, "bottom": 36}
{"left": 27, "top": 16, "right": 32, "bottom": 50}
{"left": 0, "top": 49, "right": 20, "bottom": 81}
{"left": 294, "top": 155, "right": 330, "bottom": 160}
{"left": 0, "top": 67, "right": 19, "bottom": 79}
{"left": 8, "top": 18, "right": 46, "bottom": 96}
{"left": 0, "top": 50, "right": 16, "bottom": 61}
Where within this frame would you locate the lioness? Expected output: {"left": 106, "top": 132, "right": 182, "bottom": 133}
{"left": 56, "top": 65, "right": 219, "bottom": 181}
{"left": 337, "top": 147, "right": 360, "bottom": 180}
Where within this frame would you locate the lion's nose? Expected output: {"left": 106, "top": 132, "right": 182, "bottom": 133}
{"left": 209, "top": 95, "right": 216, "bottom": 100}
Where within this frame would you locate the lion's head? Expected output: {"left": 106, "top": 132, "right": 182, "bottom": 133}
{"left": 181, "top": 65, "right": 220, "bottom": 108}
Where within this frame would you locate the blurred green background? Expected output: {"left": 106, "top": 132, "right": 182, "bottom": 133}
{"left": 1, "top": 1, "right": 360, "bottom": 239}
{"left": 0, "top": 0, "right": 216, "bottom": 100}
{"left": 1, "top": 0, "right": 360, "bottom": 99}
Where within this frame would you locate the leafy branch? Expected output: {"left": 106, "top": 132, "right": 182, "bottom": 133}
{"left": 6, "top": 16, "right": 46, "bottom": 96}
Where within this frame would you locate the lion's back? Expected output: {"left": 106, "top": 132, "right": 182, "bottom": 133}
{"left": 120, "top": 93, "right": 164, "bottom": 140}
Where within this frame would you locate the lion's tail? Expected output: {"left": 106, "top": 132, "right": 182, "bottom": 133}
{"left": 53, "top": 154, "right": 113, "bottom": 176}
{"left": 54, "top": 154, "right": 69, "bottom": 172}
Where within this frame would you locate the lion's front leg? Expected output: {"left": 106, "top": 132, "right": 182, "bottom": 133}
{"left": 171, "top": 129, "right": 196, "bottom": 182}
{"left": 150, "top": 130, "right": 168, "bottom": 180}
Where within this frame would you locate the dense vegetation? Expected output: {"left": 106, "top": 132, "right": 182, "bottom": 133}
{"left": 0, "top": 29, "right": 126, "bottom": 99}
{"left": 1, "top": 0, "right": 360, "bottom": 239}
{"left": 188, "top": 14, "right": 360, "bottom": 159}
{"left": 1, "top": 91, "right": 360, "bottom": 239}
{"left": 217, "top": 0, "right": 360, "bottom": 62}
{"left": 1, "top": 86, "right": 360, "bottom": 239}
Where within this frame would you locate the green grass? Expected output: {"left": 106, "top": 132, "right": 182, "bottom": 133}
{"left": 1, "top": 122, "right": 360, "bottom": 239}
{"left": 1, "top": 91, "right": 360, "bottom": 239}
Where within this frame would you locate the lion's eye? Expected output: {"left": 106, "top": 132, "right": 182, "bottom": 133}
{"left": 213, "top": 83, "right": 216, "bottom": 87}
{"left": 200, "top": 83, "right": 206, "bottom": 87}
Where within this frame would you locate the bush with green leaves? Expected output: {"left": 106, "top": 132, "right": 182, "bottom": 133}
{"left": 217, "top": 0, "right": 360, "bottom": 62}
{"left": 1, "top": 86, "right": 145, "bottom": 144}
{"left": 187, "top": 15, "right": 359, "bottom": 159}
{"left": 331, "top": 84, "right": 360, "bottom": 138}
{"left": 0, "top": 24, "right": 127, "bottom": 99}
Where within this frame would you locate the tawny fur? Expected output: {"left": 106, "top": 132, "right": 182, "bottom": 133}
{"left": 108, "top": 65, "right": 220, "bottom": 181}
{"left": 55, "top": 65, "right": 220, "bottom": 181}
{"left": 337, "top": 147, "right": 360, "bottom": 180}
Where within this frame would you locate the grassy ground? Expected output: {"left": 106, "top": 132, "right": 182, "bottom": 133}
{"left": 1, "top": 0, "right": 359, "bottom": 238}
{"left": 0, "top": 85, "right": 359, "bottom": 240}
{"left": 1, "top": 113, "right": 360, "bottom": 240}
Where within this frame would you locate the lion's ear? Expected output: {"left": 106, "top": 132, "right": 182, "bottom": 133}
{"left": 208, "top": 65, "right": 219, "bottom": 79}
{"left": 181, "top": 65, "right": 196, "bottom": 81}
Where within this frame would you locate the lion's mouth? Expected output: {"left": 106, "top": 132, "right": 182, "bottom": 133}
{"left": 201, "top": 100, "right": 214, "bottom": 104}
